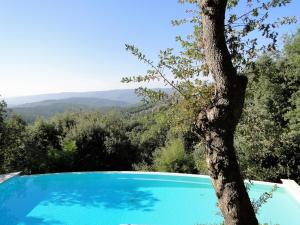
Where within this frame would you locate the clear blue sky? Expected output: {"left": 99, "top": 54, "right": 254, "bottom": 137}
{"left": 0, "top": 0, "right": 299, "bottom": 98}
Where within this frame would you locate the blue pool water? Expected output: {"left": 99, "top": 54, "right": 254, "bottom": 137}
{"left": 0, "top": 172, "right": 299, "bottom": 225}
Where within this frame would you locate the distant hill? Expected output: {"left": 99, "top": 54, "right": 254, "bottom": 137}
{"left": 10, "top": 97, "right": 130, "bottom": 123}
{"left": 5, "top": 88, "right": 171, "bottom": 122}
{"left": 5, "top": 89, "right": 142, "bottom": 106}
{"left": 14, "top": 97, "right": 130, "bottom": 108}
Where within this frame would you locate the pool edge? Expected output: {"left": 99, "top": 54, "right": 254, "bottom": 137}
{"left": 0, "top": 171, "right": 21, "bottom": 184}
{"left": 281, "top": 179, "right": 300, "bottom": 204}
{"left": 20, "top": 171, "right": 284, "bottom": 187}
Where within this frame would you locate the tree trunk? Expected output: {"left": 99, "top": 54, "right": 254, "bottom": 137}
{"left": 196, "top": 1, "right": 258, "bottom": 224}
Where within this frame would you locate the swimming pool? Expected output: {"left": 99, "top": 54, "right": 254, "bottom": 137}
{"left": 0, "top": 172, "right": 299, "bottom": 225}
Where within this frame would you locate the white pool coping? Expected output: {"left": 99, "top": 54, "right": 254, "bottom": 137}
{"left": 281, "top": 179, "right": 300, "bottom": 203}
{"left": 0, "top": 171, "right": 21, "bottom": 184}
{"left": 21, "top": 171, "right": 284, "bottom": 186}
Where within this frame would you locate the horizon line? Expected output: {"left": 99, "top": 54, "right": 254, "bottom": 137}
{"left": 2, "top": 87, "right": 171, "bottom": 99}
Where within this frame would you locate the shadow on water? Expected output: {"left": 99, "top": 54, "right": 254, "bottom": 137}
{"left": 0, "top": 178, "right": 65, "bottom": 225}
{"left": 42, "top": 182, "right": 160, "bottom": 211}
{"left": 12, "top": 217, "right": 64, "bottom": 225}
{"left": 0, "top": 173, "right": 171, "bottom": 225}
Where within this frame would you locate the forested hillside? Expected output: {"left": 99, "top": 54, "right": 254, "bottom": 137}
{"left": 10, "top": 97, "right": 131, "bottom": 123}
{"left": 5, "top": 89, "right": 172, "bottom": 122}
{"left": 0, "top": 31, "right": 299, "bottom": 183}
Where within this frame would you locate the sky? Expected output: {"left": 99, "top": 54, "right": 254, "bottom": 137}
{"left": 0, "top": 0, "right": 299, "bottom": 98}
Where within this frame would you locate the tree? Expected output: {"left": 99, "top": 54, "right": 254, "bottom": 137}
{"left": 236, "top": 31, "right": 300, "bottom": 183}
{"left": 0, "top": 101, "right": 28, "bottom": 173}
{"left": 123, "top": 0, "right": 294, "bottom": 224}
{"left": 24, "top": 119, "right": 62, "bottom": 173}
{"left": 0, "top": 100, "right": 7, "bottom": 169}
{"left": 194, "top": 1, "right": 257, "bottom": 223}
{"left": 0, "top": 115, "right": 27, "bottom": 173}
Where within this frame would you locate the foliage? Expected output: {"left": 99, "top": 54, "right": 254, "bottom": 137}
{"left": 193, "top": 142, "right": 208, "bottom": 174}
{"left": 236, "top": 30, "right": 300, "bottom": 183}
{"left": 0, "top": 100, "right": 7, "bottom": 168}
{"left": 1, "top": 97, "right": 208, "bottom": 175}
{"left": 0, "top": 114, "right": 27, "bottom": 173}
{"left": 153, "top": 138, "right": 195, "bottom": 173}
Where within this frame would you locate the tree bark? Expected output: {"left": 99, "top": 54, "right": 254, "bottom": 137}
{"left": 196, "top": 1, "right": 258, "bottom": 224}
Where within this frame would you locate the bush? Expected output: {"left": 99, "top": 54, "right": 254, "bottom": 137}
{"left": 153, "top": 138, "right": 195, "bottom": 173}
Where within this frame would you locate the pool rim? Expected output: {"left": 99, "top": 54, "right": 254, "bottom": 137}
{"left": 9, "top": 170, "right": 284, "bottom": 186}
{"left": 2, "top": 171, "right": 300, "bottom": 204}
